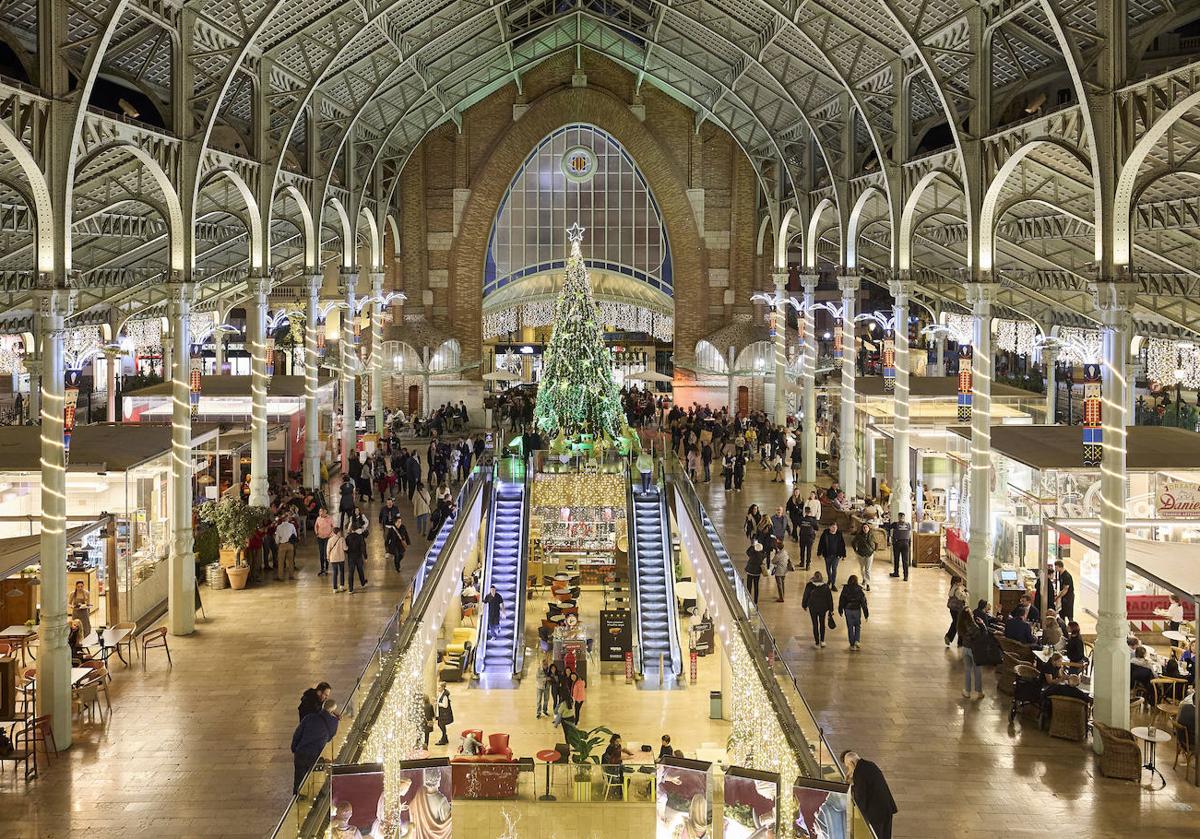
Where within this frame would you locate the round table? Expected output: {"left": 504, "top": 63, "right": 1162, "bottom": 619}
{"left": 1131, "top": 726, "right": 1173, "bottom": 790}
{"left": 1163, "top": 630, "right": 1191, "bottom": 644}
{"left": 536, "top": 749, "right": 562, "bottom": 801}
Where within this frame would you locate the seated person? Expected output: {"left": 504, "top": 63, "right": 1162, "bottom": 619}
{"left": 658, "top": 734, "right": 673, "bottom": 761}
{"left": 1131, "top": 654, "right": 1157, "bottom": 697}
{"left": 460, "top": 731, "right": 484, "bottom": 756}
{"left": 1064, "top": 622, "right": 1088, "bottom": 669}
{"left": 1164, "top": 645, "right": 1189, "bottom": 680}
{"left": 1040, "top": 615, "right": 1063, "bottom": 650}
{"left": 1041, "top": 674, "right": 1093, "bottom": 723}
{"left": 1036, "top": 652, "right": 1066, "bottom": 685}
{"left": 1179, "top": 691, "right": 1196, "bottom": 743}
{"left": 602, "top": 733, "right": 636, "bottom": 788}
{"left": 1131, "top": 645, "right": 1162, "bottom": 677}
{"left": 1008, "top": 593, "right": 1040, "bottom": 626}
{"left": 67, "top": 618, "right": 95, "bottom": 666}
{"left": 1127, "top": 635, "right": 1142, "bottom": 659}
{"left": 1004, "top": 606, "right": 1037, "bottom": 646}
{"left": 973, "top": 600, "right": 1003, "bottom": 633}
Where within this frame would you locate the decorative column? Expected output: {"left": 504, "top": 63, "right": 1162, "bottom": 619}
{"left": 889, "top": 277, "right": 913, "bottom": 517}
{"left": 1124, "top": 360, "right": 1137, "bottom": 422}
{"left": 1043, "top": 343, "right": 1059, "bottom": 424}
{"left": 370, "top": 271, "right": 386, "bottom": 436}
{"left": 770, "top": 271, "right": 789, "bottom": 426}
{"left": 303, "top": 274, "right": 322, "bottom": 490}
{"left": 726, "top": 345, "right": 737, "bottom": 414}
{"left": 340, "top": 271, "right": 359, "bottom": 474}
{"left": 933, "top": 305, "right": 947, "bottom": 376}
{"left": 837, "top": 273, "right": 859, "bottom": 494}
{"left": 1091, "top": 281, "right": 1135, "bottom": 735}
{"left": 965, "top": 281, "right": 999, "bottom": 600}
{"left": 800, "top": 275, "right": 818, "bottom": 484}
{"left": 103, "top": 346, "right": 121, "bottom": 422}
{"left": 247, "top": 272, "right": 271, "bottom": 508}
{"left": 213, "top": 310, "right": 225, "bottom": 374}
{"left": 36, "top": 288, "right": 72, "bottom": 749}
{"left": 166, "top": 280, "right": 195, "bottom": 636}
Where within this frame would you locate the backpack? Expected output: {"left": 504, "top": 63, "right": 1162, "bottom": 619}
{"left": 972, "top": 632, "right": 1003, "bottom": 667}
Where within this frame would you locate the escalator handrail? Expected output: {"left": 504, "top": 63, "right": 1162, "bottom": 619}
{"left": 510, "top": 455, "right": 531, "bottom": 678}
{"left": 473, "top": 464, "right": 499, "bottom": 674}
{"left": 657, "top": 456, "right": 684, "bottom": 678}
{"left": 624, "top": 457, "right": 644, "bottom": 675}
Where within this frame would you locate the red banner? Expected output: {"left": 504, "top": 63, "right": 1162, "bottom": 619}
{"left": 624, "top": 650, "right": 633, "bottom": 683}
{"left": 689, "top": 650, "right": 698, "bottom": 685}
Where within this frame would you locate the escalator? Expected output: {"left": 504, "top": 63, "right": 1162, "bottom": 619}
{"left": 474, "top": 458, "right": 529, "bottom": 684}
{"left": 627, "top": 465, "right": 683, "bottom": 681}
{"left": 699, "top": 506, "right": 739, "bottom": 589}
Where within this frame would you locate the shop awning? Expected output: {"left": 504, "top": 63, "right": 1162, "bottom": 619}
{"left": 0, "top": 519, "right": 107, "bottom": 580}
{"left": 1056, "top": 521, "right": 1200, "bottom": 599}
{"left": 0, "top": 423, "right": 221, "bottom": 472}
{"left": 949, "top": 424, "right": 1200, "bottom": 471}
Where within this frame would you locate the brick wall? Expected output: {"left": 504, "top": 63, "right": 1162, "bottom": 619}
{"left": 392, "top": 52, "right": 762, "bottom": 377}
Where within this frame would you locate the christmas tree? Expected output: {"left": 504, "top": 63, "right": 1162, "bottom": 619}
{"left": 533, "top": 223, "right": 625, "bottom": 441}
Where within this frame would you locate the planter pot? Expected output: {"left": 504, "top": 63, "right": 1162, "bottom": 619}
{"left": 218, "top": 547, "right": 240, "bottom": 568}
{"left": 226, "top": 565, "right": 251, "bottom": 590}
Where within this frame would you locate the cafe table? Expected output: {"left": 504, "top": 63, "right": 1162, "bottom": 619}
{"left": 1163, "top": 630, "right": 1192, "bottom": 645}
{"left": 536, "top": 749, "right": 561, "bottom": 800}
{"left": 82, "top": 626, "right": 133, "bottom": 666}
{"left": 0, "top": 625, "right": 36, "bottom": 664}
{"left": 1131, "top": 726, "right": 1173, "bottom": 790}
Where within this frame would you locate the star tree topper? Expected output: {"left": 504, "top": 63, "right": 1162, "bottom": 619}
{"left": 566, "top": 221, "right": 586, "bottom": 245}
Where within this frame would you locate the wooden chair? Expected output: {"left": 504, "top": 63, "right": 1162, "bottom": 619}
{"left": 30, "top": 715, "right": 58, "bottom": 765}
{"left": 1093, "top": 723, "right": 1143, "bottom": 782}
{"left": 141, "top": 626, "right": 172, "bottom": 670}
{"left": 1048, "top": 696, "right": 1090, "bottom": 741}
{"left": 1009, "top": 664, "right": 1043, "bottom": 723}
{"left": 72, "top": 681, "right": 104, "bottom": 723}
{"left": 1173, "top": 719, "right": 1197, "bottom": 783}
{"left": 0, "top": 721, "right": 36, "bottom": 781}
{"left": 1150, "top": 678, "right": 1187, "bottom": 729}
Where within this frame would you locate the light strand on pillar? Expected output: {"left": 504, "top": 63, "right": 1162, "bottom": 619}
{"left": 1083, "top": 362, "right": 1102, "bottom": 466}
{"left": 957, "top": 345, "right": 973, "bottom": 421}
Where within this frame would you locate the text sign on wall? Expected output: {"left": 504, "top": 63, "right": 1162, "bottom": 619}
{"left": 1156, "top": 481, "right": 1200, "bottom": 518}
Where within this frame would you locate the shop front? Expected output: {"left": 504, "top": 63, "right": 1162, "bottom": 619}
{"left": 0, "top": 423, "right": 219, "bottom": 627}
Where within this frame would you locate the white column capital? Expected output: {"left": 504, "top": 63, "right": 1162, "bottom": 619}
{"left": 369, "top": 270, "right": 386, "bottom": 291}
{"left": 164, "top": 281, "right": 195, "bottom": 308}
{"left": 304, "top": 273, "right": 323, "bottom": 297}
{"left": 837, "top": 273, "right": 860, "bottom": 295}
{"left": 799, "top": 273, "right": 819, "bottom": 293}
{"left": 248, "top": 272, "right": 272, "bottom": 301}
{"left": 36, "top": 287, "right": 73, "bottom": 322}
{"left": 965, "top": 281, "right": 1000, "bottom": 314}
{"left": 770, "top": 271, "right": 788, "bottom": 292}
{"left": 1089, "top": 280, "right": 1137, "bottom": 324}
{"left": 888, "top": 278, "right": 914, "bottom": 303}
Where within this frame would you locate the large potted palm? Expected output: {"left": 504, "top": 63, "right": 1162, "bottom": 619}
{"left": 561, "top": 721, "right": 616, "bottom": 795}
{"left": 196, "top": 496, "right": 271, "bottom": 589}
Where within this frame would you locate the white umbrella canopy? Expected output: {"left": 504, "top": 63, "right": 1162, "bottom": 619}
{"left": 624, "top": 370, "right": 673, "bottom": 383}
{"left": 483, "top": 370, "right": 521, "bottom": 382}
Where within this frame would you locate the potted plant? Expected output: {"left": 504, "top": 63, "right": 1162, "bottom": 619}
{"left": 561, "top": 721, "right": 616, "bottom": 784}
{"left": 196, "top": 496, "right": 270, "bottom": 589}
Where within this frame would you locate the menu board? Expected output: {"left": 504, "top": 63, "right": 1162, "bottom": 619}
{"left": 600, "top": 609, "right": 632, "bottom": 662}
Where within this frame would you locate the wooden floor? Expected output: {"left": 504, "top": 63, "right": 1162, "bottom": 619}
{"left": 3, "top": 452, "right": 1199, "bottom": 837}
{"left": 695, "top": 463, "right": 1200, "bottom": 839}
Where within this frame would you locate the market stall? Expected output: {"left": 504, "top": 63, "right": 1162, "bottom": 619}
{"left": 946, "top": 424, "right": 1200, "bottom": 630}
{"left": 0, "top": 423, "right": 219, "bottom": 625}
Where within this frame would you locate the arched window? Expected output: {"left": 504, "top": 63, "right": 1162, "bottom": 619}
{"left": 484, "top": 124, "right": 672, "bottom": 298}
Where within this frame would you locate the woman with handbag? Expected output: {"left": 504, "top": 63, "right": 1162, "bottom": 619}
{"left": 957, "top": 607, "right": 986, "bottom": 700}
{"left": 945, "top": 577, "right": 968, "bottom": 647}
{"left": 770, "top": 542, "right": 791, "bottom": 602}
{"left": 802, "top": 571, "right": 835, "bottom": 648}
{"left": 435, "top": 681, "right": 454, "bottom": 745}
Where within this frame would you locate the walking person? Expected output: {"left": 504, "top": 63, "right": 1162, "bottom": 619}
{"left": 434, "top": 681, "right": 453, "bottom": 745}
{"left": 483, "top": 585, "right": 505, "bottom": 640}
{"left": 797, "top": 513, "right": 817, "bottom": 570}
{"left": 384, "top": 518, "right": 410, "bottom": 573}
{"left": 314, "top": 507, "right": 334, "bottom": 576}
{"left": 327, "top": 527, "right": 347, "bottom": 592}
{"left": 802, "top": 571, "right": 835, "bottom": 648}
{"left": 945, "top": 576, "right": 968, "bottom": 646}
{"left": 291, "top": 699, "right": 339, "bottom": 796}
{"left": 888, "top": 512, "right": 912, "bottom": 580}
{"left": 743, "top": 504, "right": 762, "bottom": 538}
{"left": 838, "top": 574, "right": 869, "bottom": 651}
{"left": 338, "top": 478, "right": 356, "bottom": 530}
{"left": 785, "top": 488, "right": 805, "bottom": 542}
{"left": 851, "top": 521, "right": 875, "bottom": 591}
{"left": 816, "top": 522, "right": 846, "bottom": 591}
{"left": 744, "top": 538, "right": 765, "bottom": 606}
{"left": 413, "top": 480, "right": 431, "bottom": 537}
{"left": 275, "top": 514, "right": 298, "bottom": 581}
{"left": 345, "top": 522, "right": 368, "bottom": 593}
{"left": 770, "top": 541, "right": 791, "bottom": 602}
{"left": 69, "top": 580, "right": 92, "bottom": 636}
{"left": 957, "top": 605, "right": 985, "bottom": 699}
{"left": 535, "top": 656, "right": 551, "bottom": 718}
{"left": 770, "top": 506, "right": 788, "bottom": 544}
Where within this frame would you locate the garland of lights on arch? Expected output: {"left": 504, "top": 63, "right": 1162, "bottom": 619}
{"left": 483, "top": 299, "right": 673, "bottom": 343}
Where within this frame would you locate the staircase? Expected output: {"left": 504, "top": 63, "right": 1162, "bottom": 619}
{"left": 477, "top": 478, "right": 526, "bottom": 679}
{"left": 630, "top": 483, "right": 681, "bottom": 679}
{"left": 699, "top": 506, "right": 739, "bottom": 589}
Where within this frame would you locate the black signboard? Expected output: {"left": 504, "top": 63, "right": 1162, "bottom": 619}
{"left": 691, "top": 618, "right": 714, "bottom": 656}
{"left": 600, "top": 609, "right": 632, "bottom": 661}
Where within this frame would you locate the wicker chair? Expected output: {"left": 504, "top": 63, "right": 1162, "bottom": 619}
{"left": 1048, "top": 696, "right": 1090, "bottom": 741}
{"left": 1010, "top": 664, "right": 1044, "bottom": 723}
{"left": 1173, "top": 720, "right": 1197, "bottom": 783}
{"left": 1094, "top": 723, "right": 1143, "bottom": 782}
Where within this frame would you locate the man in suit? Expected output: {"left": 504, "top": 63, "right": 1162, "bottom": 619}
{"left": 841, "top": 750, "right": 897, "bottom": 839}
{"left": 1004, "top": 606, "right": 1037, "bottom": 646}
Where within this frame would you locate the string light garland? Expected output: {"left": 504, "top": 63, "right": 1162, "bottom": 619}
{"left": 124, "top": 318, "right": 163, "bottom": 353}
{"left": 942, "top": 313, "right": 973, "bottom": 345}
{"left": 530, "top": 473, "right": 625, "bottom": 508}
{"left": 1146, "top": 337, "right": 1200, "bottom": 387}
{"left": 63, "top": 326, "right": 102, "bottom": 370}
{"left": 1056, "top": 327, "right": 1102, "bottom": 365}
{"left": 532, "top": 224, "right": 626, "bottom": 440}
{"left": 994, "top": 319, "right": 1037, "bottom": 357}
{"left": 0, "top": 335, "right": 26, "bottom": 374}
{"left": 483, "top": 300, "right": 674, "bottom": 342}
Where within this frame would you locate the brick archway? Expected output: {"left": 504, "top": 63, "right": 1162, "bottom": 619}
{"left": 451, "top": 85, "right": 708, "bottom": 373}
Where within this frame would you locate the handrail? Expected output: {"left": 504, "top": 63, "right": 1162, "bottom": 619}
{"left": 624, "top": 457, "right": 645, "bottom": 675}
{"left": 657, "top": 456, "right": 684, "bottom": 679}
{"left": 666, "top": 454, "right": 824, "bottom": 781}
{"left": 473, "top": 463, "right": 499, "bottom": 673}
{"left": 511, "top": 453, "right": 531, "bottom": 678}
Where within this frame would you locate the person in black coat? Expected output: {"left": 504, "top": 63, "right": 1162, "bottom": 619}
{"left": 338, "top": 479, "right": 355, "bottom": 530}
{"left": 744, "top": 540, "right": 766, "bottom": 605}
{"left": 297, "top": 682, "right": 332, "bottom": 721}
{"left": 801, "top": 572, "right": 835, "bottom": 648}
{"left": 816, "top": 523, "right": 847, "bottom": 590}
{"left": 842, "top": 751, "right": 897, "bottom": 839}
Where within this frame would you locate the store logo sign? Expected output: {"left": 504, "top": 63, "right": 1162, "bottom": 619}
{"left": 1156, "top": 482, "right": 1200, "bottom": 517}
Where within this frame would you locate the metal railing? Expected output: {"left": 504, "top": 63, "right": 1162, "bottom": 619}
{"left": 511, "top": 454, "right": 531, "bottom": 678}
{"left": 624, "top": 458, "right": 646, "bottom": 675}
{"left": 270, "top": 473, "right": 485, "bottom": 839}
